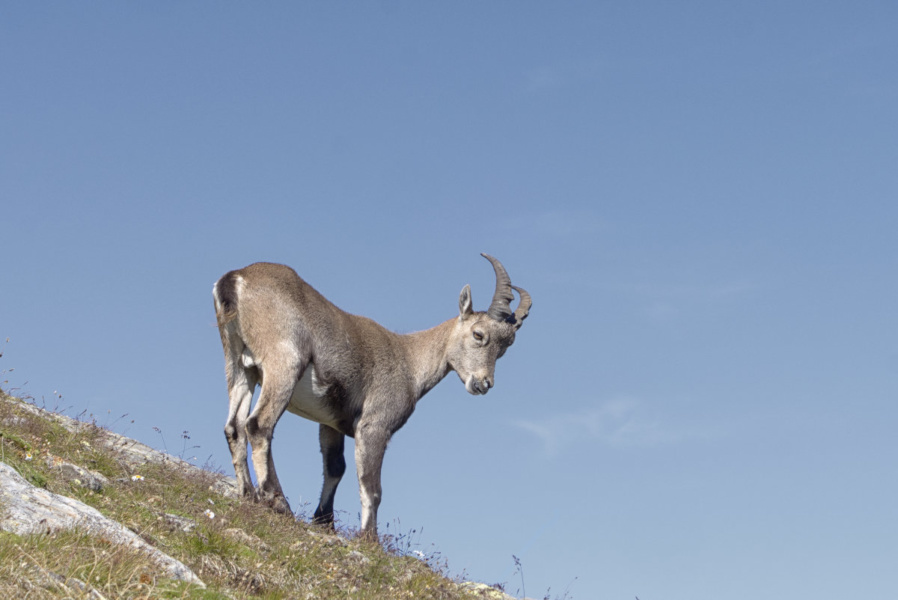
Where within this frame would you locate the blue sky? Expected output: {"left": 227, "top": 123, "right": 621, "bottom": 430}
{"left": 2, "top": 3, "right": 896, "bottom": 598}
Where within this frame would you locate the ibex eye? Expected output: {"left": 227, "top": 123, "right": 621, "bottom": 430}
{"left": 473, "top": 331, "right": 484, "bottom": 341}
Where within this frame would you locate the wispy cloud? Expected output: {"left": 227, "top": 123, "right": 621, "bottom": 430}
{"left": 513, "top": 398, "right": 707, "bottom": 455}
{"left": 595, "top": 280, "right": 757, "bottom": 321}
{"left": 598, "top": 280, "right": 756, "bottom": 301}
{"left": 523, "top": 58, "right": 608, "bottom": 92}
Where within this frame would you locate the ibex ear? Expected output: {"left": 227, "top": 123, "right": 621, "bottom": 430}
{"left": 458, "top": 284, "right": 473, "bottom": 319}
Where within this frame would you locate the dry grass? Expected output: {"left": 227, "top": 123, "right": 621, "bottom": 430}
{"left": 0, "top": 387, "right": 503, "bottom": 599}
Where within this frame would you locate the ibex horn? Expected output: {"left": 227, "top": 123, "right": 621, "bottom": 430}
{"left": 511, "top": 285, "right": 531, "bottom": 329}
{"left": 481, "top": 253, "right": 515, "bottom": 322}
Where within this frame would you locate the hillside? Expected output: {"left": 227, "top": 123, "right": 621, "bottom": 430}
{"left": 0, "top": 388, "right": 516, "bottom": 599}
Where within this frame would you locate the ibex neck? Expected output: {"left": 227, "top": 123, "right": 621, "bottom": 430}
{"left": 403, "top": 318, "right": 456, "bottom": 400}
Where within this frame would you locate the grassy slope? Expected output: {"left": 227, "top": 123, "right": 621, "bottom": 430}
{"left": 0, "top": 389, "right": 508, "bottom": 599}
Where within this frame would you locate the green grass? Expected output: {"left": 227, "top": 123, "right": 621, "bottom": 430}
{"left": 0, "top": 388, "right": 504, "bottom": 599}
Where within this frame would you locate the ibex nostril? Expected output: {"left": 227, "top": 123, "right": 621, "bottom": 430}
{"left": 473, "top": 379, "right": 489, "bottom": 394}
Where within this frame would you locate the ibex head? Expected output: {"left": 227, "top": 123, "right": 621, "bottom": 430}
{"left": 448, "top": 253, "right": 532, "bottom": 395}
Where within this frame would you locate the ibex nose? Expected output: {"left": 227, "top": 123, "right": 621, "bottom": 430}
{"left": 476, "top": 377, "right": 493, "bottom": 395}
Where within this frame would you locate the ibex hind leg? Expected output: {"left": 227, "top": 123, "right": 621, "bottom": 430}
{"left": 245, "top": 360, "right": 304, "bottom": 516}
{"left": 223, "top": 362, "right": 258, "bottom": 498}
{"left": 218, "top": 311, "right": 258, "bottom": 499}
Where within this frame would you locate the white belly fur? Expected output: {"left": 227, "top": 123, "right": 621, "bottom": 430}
{"left": 286, "top": 366, "right": 339, "bottom": 428}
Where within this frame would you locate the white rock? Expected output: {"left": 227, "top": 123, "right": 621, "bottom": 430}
{"left": 0, "top": 462, "right": 205, "bottom": 588}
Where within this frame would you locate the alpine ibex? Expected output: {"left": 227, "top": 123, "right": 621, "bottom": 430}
{"left": 212, "top": 254, "right": 531, "bottom": 538}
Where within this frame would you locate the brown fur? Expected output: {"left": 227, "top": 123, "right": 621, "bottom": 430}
{"left": 212, "top": 255, "right": 531, "bottom": 538}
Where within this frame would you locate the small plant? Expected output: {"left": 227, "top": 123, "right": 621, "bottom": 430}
{"left": 180, "top": 430, "right": 200, "bottom": 462}
{"left": 382, "top": 519, "right": 449, "bottom": 575}
{"left": 152, "top": 425, "right": 167, "bottom": 453}
{"left": 0, "top": 338, "right": 23, "bottom": 397}
{"left": 512, "top": 554, "right": 526, "bottom": 599}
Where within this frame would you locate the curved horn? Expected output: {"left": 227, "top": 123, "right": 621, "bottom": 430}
{"left": 481, "top": 253, "right": 514, "bottom": 321}
{"left": 511, "top": 285, "right": 532, "bottom": 329}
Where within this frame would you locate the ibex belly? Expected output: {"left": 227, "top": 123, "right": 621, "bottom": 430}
{"left": 286, "top": 365, "right": 340, "bottom": 428}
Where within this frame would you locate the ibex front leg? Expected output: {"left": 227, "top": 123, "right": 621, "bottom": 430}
{"left": 313, "top": 424, "right": 346, "bottom": 529}
{"left": 355, "top": 421, "right": 390, "bottom": 539}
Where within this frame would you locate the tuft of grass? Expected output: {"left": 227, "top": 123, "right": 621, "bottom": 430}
{"left": 0, "top": 387, "right": 509, "bottom": 599}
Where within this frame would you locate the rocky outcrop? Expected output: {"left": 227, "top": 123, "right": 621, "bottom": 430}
{"left": 46, "top": 455, "right": 110, "bottom": 492}
{"left": 7, "top": 397, "right": 240, "bottom": 498}
{"left": 0, "top": 461, "right": 205, "bottom": 587}
{"left": 1, "top": 395, "right": 518, "bottom": 599}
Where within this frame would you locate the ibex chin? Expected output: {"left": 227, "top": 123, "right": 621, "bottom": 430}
{"left": 212, "top": 253, "right": 531, "bottom": 538}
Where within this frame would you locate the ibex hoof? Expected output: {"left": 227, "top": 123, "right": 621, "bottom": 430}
{"left": 253, "top": 489, "right": 292, "bottom": 516}
{"left": 270, "top": 495, "right": 292, "bottom": 516}
{"left": 312, "top": 512, "right": 336, "bottom": 531}
{"left": 356, "top": 528, "right": 379, "bottom": 544}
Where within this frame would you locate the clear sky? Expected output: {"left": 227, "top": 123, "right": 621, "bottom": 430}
{"left": 2, "top": 3, "right": 896, "bottom": 599}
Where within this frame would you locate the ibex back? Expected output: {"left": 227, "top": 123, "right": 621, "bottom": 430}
{"left": 212, "top": 253, "right": 531, "bottom": 538}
